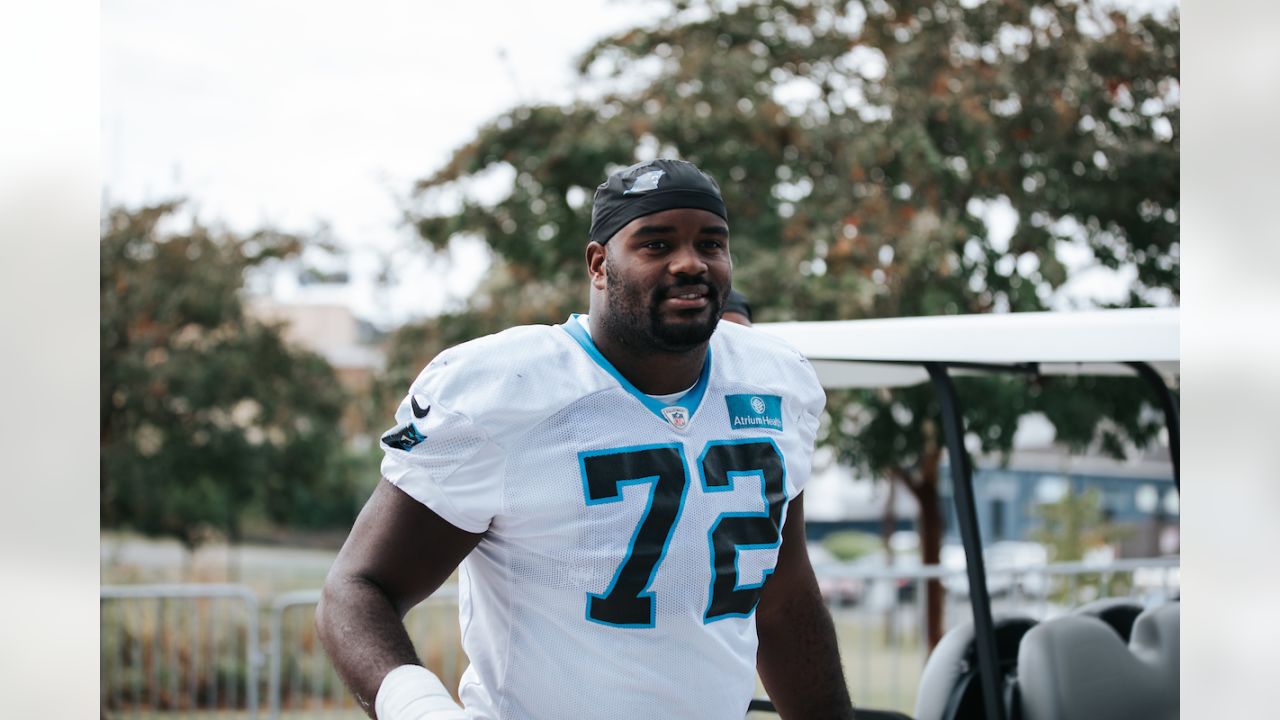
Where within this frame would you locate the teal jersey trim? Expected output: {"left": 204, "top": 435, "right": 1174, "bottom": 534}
{"left": 560, "top": 314, "right": 712, "bottom": 426}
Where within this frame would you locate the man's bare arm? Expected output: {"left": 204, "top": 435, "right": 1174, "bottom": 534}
{"left": 756, "top": 492, "right": 856, "bottom": 719}
{"left": 315, "top": 478, "right": 483, "bottom": 718}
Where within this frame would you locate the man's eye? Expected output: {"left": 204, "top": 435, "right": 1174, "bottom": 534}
{"left": 644, "top": 241, "right": 669, "bottom": 250}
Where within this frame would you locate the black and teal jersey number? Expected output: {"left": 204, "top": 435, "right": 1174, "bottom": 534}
{"left": 581, "top": 444, "right": 690, "bottom": 628}
{"left": 579, "top": 439, "right": 787, "bottom": 628}
{"left": 700, "top": 440, "right": 788, "bottom": 620}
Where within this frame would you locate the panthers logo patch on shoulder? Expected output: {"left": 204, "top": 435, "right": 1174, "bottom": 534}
{"left": 381, "top": 422, "right": 427, "bottom": 451}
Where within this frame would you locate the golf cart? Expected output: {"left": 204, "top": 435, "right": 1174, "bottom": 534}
{"left": 752, "top": 308, "right": 1180, "bottom": 720}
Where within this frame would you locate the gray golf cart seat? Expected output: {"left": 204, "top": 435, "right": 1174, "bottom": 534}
{"left": 1068, "top": 597, "right": 1146, "bottom": 642}
{"left": 1017, "top": 601, "right": 1179, "bottom": 720}
{"left": 914, "top": 602, "right": 1179, "bottom": 720}
{"left": 913, "top": 614, "right": 1039, "bottom": 720}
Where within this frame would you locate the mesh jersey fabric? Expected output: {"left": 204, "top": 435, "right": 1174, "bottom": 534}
{"left": 379, "top": 315, "right": 826, "bottom": 720}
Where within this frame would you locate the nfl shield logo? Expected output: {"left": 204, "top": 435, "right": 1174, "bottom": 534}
{"left": 661, "top": 405, "right": 690, "bottom": 430}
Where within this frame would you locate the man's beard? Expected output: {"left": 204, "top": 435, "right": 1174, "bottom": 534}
{"left": 600, "top": 256, "right": 727, "bottom": 354}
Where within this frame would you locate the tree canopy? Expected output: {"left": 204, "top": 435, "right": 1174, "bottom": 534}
{"left": 101, "top": 202, "right": 354, "bottom": 549}
{"left": 409, "top": 0, "right": 1176, "bottom": 324}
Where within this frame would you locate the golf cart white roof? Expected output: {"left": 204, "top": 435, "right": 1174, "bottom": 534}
{"left": 754, "top": 307, "right": 1179, "bottom": 389}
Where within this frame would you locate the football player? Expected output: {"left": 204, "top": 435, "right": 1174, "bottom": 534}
{"left": 316, "top": 159, "right": 855, "bottom": 720}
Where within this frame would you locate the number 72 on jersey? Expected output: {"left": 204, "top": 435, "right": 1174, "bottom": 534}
{"left": 579, "top": 438, "right": 787, "bottom": 628}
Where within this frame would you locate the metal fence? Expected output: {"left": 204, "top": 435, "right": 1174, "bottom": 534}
{"left": 265, "top": 587, "right": 461, "bottom": 719}
{"left": 101, "top": 557, "right": 1179, "bottom": 719}
{"left": 100, "top": 584, "right": 262, "bottom": 719}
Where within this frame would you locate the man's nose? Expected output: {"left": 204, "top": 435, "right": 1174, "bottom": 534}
{"left": 668, "top": 243, "right": 708, "bottom": 277}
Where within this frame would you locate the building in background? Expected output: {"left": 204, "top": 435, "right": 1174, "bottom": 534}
{"left": 248, "top": 298, "right": 386, "bottom": 447}
{"left": 940, "top": 445, "right": 1178, "bottom": 559}
{"left": 805, "top": 442, "right": 1177, "bottom": 560}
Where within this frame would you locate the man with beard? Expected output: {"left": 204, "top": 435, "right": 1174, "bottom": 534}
{"left": 317, "top": 159, "right": 855, "bottom": 720}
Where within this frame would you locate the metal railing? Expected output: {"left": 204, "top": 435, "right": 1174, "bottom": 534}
{"left": 265, "top": 587, "right": 461, "bottom": 719}
{"left": 100, "top": 583, "right": 262, "bottom": 719}
{"left": 102, "top": 557, "right": 1179, "bottom": 719}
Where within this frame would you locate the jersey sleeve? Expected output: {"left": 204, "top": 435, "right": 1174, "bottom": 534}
{"left": 379, "top": 357, "right": 507, "bottom": 534}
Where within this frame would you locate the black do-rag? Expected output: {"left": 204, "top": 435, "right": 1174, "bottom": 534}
{"left": 588, "top": 159, "right": 728, "bottom": 245}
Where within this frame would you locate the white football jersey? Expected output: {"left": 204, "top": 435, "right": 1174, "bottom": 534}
{"left": 380, "top": 314, "right": 826, "bottom": 720}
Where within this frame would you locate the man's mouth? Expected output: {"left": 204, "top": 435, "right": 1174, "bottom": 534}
{"left": 660, "top": 285, "right": 712, "bottom": 311}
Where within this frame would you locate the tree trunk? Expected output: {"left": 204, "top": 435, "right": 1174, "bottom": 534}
{"left": 916, "top": 466, "right": 944, "bottom": 651}
{"left": 893, "top": 424, "right": 947, "bottom": 652}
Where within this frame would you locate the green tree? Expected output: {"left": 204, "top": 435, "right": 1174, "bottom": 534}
{"left": 101, "top": 202, "right": 351, "bottom": 555}
{"left": 1031, "top": 487, "right": 1108, "bottom": 562}
{"left": 1031, "top": 487, "right": 1133, "bottom": 601}
{"left": 392, "top": 0, "right": 1178, "bottom": 648}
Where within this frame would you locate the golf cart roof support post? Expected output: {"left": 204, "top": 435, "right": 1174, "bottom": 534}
{"left": 1125, "top": 361, "right": 1180, "bottom": 492}
{"left": 925, "top": 362, "right": 1006, "bottom": 720}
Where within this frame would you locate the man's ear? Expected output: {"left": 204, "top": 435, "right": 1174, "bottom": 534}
{"left": 586, "top": 242, "right": 608, "bottom": 290}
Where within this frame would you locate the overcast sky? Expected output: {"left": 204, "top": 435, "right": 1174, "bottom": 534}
{"left": 102, "top": 0, "right": 1176, "bottom": 328}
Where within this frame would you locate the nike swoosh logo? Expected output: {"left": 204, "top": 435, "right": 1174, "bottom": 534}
{"left": 411, "top": 395, "right": 431, "bottom": 419}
